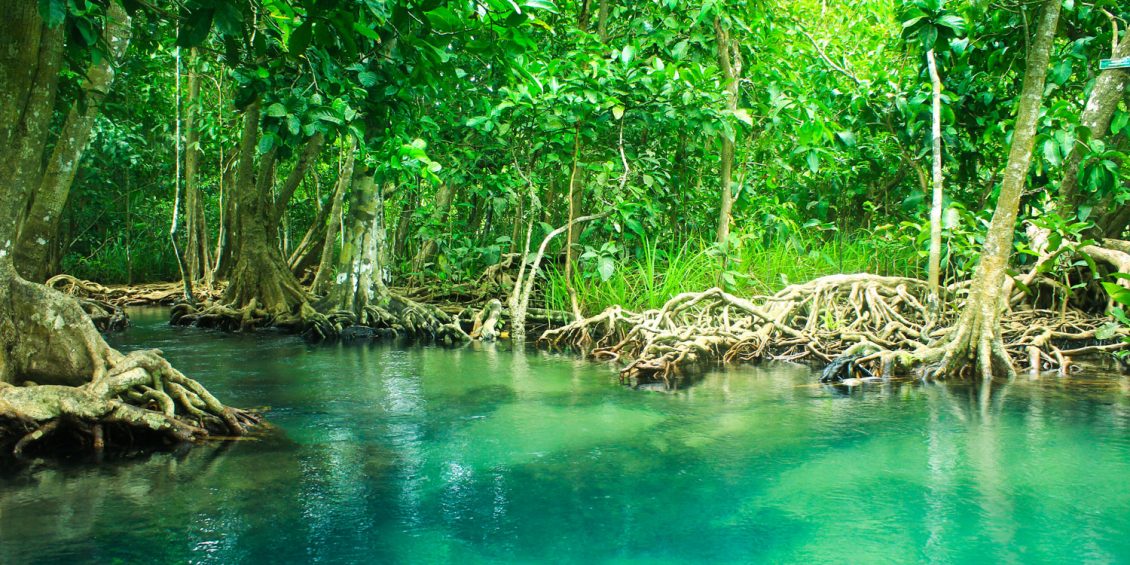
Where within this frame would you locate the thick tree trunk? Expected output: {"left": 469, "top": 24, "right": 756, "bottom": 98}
{"left": 221, "top": 102, "right": 306, "bottom": 313}
{"left": 311, "top": 138, "right": 356, "bottom": 295}
{"left": 713, "top": 17, "right": 740, "bottom": 244}
{"left": 325, "top": 171, "right": 386, "bottom": 317}
{"left": 926, "top": 49, "right": 944, "bottom": 307}
{"left": 914, "top": 0, "right": 1061, "bottom": 381}
{"left": 1058, "top": 30, "right": 1130, "bottom": 209}
{"left": 0, "top": 4, "right": 252, "bottom": 453}
{"left": 410, "top": 181, "right": 454, "bottom": 273}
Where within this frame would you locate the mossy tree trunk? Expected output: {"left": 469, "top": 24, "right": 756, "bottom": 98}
{"left": 0, "top": 4, "right": 252, "bottom": 454}
{"left": 13, "top": 4, "right": 129, "bottom": 283}
{"left": 184, "top": 48, "right": 213, "bottom": 285}
{"left": 915, "top": 0, "right": 1061, "bottom": 380}
{"left": 311, "top": 137, "right": 356, "bottom": 295}
{"left": 222, "top": 100, "right": 308, "bottom": 314}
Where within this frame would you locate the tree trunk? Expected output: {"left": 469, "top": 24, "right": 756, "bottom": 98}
{"left": 325, "top": 171, "right": 386, "bottom": 317}
{"left": 410, "top": 181, "right": 455, "bottom": 273}
{"left": 926, "top": 48, "right": 944, "bottom": 308}
{"left": 1058, "top": 29, "right": 1130, "bottom": 210}
{"left": 714, "top": 17, "right": 740, "bottom": 244}
{"left": 13, "top": 6, "right": 127, "bottom": 282}
{"left": 271, "top": 132, "right": 325, "bottom": 228}
{"left": 184, "top": 48, "right": 212, "bottom": 285}
{"left": 565, "top": 127, "right": 584, "bottom": 320}
{"left": 0, "top": 3, "right": 252, "bottom": 452}
{"left": 393, "top": 189, "right": 416, "bottom": 261}
{"left": 311, "top": 138, "right": 356, "bottom": 295}
{"left": 221, "top": 101, "right": 307, "bottom": 313}
{"left": 917, "top": 0, "right": 1061, "bottom": 381}
{"left": 212, "top": 152, "right": 240, "bottom": 279}
{"left": 288, "top": 191, "right": 333, "bottom": 280}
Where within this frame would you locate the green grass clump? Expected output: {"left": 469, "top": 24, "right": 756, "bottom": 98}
{"left": 542, "top": 230, "right": 923, "bottom": 316}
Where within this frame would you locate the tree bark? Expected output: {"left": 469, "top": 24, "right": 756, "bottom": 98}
{"left": 311, "top": 138, "right": 356, "bottom": 295}
{"left": 714, "top": 17, "right": 740, "bottom": 244}
{"left": 1058, "top": 29, "right": 1130, "bottom": 209}
{"left": 221, "top": 101, "right": 307, "bottom": 313}
{"left": 410, "top": 181, "right": 455, "bottom": 273}
{"left": 918, "top": 0, "right": 1061, "bottom": 381}
{"left": 325, "top": 170, "right": 386, "bottom": 317}
{"left": 14, "top": 7, "right": 123, "bottom": 282}
{"left": 184, "top": 48, "right": 212, "bottom": 285}
{"left": 926, "top": 48, "right": 944, "bottom": 308}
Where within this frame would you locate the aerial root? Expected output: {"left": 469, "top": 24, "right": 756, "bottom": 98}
{"left": 540, "top": 273, "right": 1129, "bottom": 387}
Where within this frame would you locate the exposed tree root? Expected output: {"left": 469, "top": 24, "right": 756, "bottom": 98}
{"left": 540, "top": 273, "right": 1129, "bottom": 388}
{"left": 46, "top": 274, "right": 222, "bottom": 307}
{"left": 307, "top": 292, "right": 469, "bottom": 345}
{"left": 0, "top": 276, "right": 259, "bottom": 458}
{"left": 170, "top": 290, "right": 469, "bottom": 346}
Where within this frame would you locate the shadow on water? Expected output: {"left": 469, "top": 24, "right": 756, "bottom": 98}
{"left": 2, "top": 309, "right": 1129, "bottom": 563}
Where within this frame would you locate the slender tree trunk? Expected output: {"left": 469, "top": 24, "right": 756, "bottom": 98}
{"left": 288, "top": 191, "right": 333, "bottom": 279}
{"left": 597, "top": 0, "right": 609, "bottom": 43}
{"left": 213, "top": 152, "right": 239, "bottom": 278}
{"left": 183, "top": 48, "right": 213, "bottom": 285}
{"left": 394, "top": 188, "right": 416, "bottom": 260}
{"left": 13, "top": 4, "right": 128, "bottom": 282}
{"left": 1059, "top": 29, "right": 1130, "bottom": 209}
{"left": 171, "top": 44, "right": 195, "bottom": 303}
{"left": 565, "top": 127, "right": 584, "bottom": 320}
{"left": 923, "top": 0, "right": 1061, "bottom": 381}
{"left": 311, "top": 138, "right": 356, "bottom": 295}
{"left": 271, "top": 132, "right": 325, "bottom": 228}
{"left": 411, "top": 182, "right": 455, "bottom": 273}
{"left": 926, "top": 48, "right": 945, "bottom": 307}
{"left": 714, "top": 17, "right": 741, "bottom": 244}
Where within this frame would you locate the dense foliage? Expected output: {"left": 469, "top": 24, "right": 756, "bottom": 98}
{"left": 44, "top": 0, "right": 1129, "bottom": 314}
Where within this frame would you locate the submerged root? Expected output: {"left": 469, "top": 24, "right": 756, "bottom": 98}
{"left": 540, "top": 273, "right": 1128, "bottom": 386}
{"left": 306, "top": 293, "right": 470, "bottom": 345}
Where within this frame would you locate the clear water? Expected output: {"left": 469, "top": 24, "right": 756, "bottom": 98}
{"left": 2, "top": 309, "right": 1130, "bottom": 564}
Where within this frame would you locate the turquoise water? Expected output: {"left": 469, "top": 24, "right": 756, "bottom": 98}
{"left": 2, "top": 309, "right": 1130, "bottom": 563}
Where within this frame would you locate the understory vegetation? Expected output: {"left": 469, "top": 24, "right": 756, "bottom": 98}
{"left": 2, "top": 0, "right": 1129, "bottom": 455}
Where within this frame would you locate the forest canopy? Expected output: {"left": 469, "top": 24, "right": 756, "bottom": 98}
{"left": 1, "top": 0, "right": 1129, "bottom": 454}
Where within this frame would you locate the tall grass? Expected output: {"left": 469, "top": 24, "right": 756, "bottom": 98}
{"left": 543, "top": 230, "right": 924, "bottom": 315}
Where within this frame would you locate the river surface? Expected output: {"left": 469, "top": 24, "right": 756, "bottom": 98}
{"left": 2, "top": 309, "right": 1130, "bottom": 563}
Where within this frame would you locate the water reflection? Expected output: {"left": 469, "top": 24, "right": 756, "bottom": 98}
{"left": 0, "top": 311, "right": 1128, "bottom": 563}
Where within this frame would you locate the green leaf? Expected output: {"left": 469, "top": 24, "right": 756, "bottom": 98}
{"left": 806, "top": 151, "right": 820, "bottom": 173}
{"left": 358, "top": 71, "right": 378, "bottom": 87}
{"left": 289, "top": 20, "right": 313, "bottom": 53}
{"left": 597, "top": 256, "right": 615, "bottom": 281}
{"left": 1096, "top": 322, "right": 1119, "bottom": 341}
{"left": 613, "top": 105, "right": 625, "bottom": 120}
{"left": 734, "top": 108, "right": 754, "bottom": 126}
{"left": 258, "top": 133, "right": 275, "bottom": 154}
{"left": 266, "top": 103, "right": 287, "bottom": 118}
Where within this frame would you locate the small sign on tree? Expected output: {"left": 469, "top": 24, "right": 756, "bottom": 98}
{"left": 1100, "top": 57, "right": 1130, "bottom": 70}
